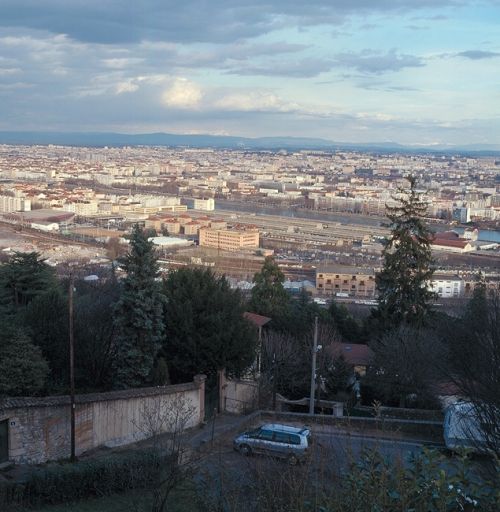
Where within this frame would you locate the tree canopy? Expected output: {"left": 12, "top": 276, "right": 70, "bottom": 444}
{"left": 368, "top": 326, "right": 442, "bottom": 408}
{"left": 375, "top": 176, "right": 435, "bottom": 328}
{"left": 162, "top": 267, "right": 257, "bottom": 383}
{"left": 249, "top": 256, "right": 290, "bottom": 327}
{"left": 113, "top": 224, "right": 165, "bottom": 388}
{"left": 327, "top": 301, "right": 363, "bottom": 343}
{"left": 0, "top": 251, "right": 58, "bottom": 314}
{"left": 443, "top": 286, "right": 500, "bottom": 456}
{"left": 0, "top": 328, "right": 49, "bottom": 396}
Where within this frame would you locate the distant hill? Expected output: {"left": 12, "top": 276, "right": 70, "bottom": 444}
{"left": 0, "top": 131, "right": 499, "bottom": 155}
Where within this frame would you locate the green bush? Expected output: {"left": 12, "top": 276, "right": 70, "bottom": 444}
{"left": 323, "top": 448, "right": 499, "bottom": 512}
{"left": 0, "top": 450, "right": 162, "bottom": 509}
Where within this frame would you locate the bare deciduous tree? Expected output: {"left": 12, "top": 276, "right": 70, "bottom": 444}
{"left": 133, "top": 394, "right": 197, "bottom": 512}
{"left": 260, "top": 323, "right": 344, "bottom": 405}
{"left": 368, "top": 326, "right": 444, "bottom": 408}
{"left": 444, "top": 288, "right": 500, "bottom": 457}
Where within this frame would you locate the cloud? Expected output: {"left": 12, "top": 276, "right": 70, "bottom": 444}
{"left": 455, "top": 50, "right": 500, "bottom": 60}
{"left": 228, "top": 58, "right": 335, "bottom": 78}
{"left": 102, "top": 58, "right": 144, "bottom": 69}
{"left": 332, "top": 49, "right": 425, "bottom": 74}
{"left": 227, "top": 49, "right": 426, "bottom": 78}
{"left": 354, "top": 79, "right": 420, "bottom": 92}
{"left": 0, "top": 1, "right": 498, "bottom": 146}
{"left": 214, "top": 91, "right": 299, "bottom": 112}
{"left": 161, "top": 78, "right": 203, "bottom": 108}
{"left": 405, "top": 25, "right": 428, "bottom": 31}
{"left": 115, "top": 80, "right": 140, "bottom": 94}
{"left": 0, "top": 67, "right": 21, "bottom": 76}
{"left": 0, "top": 1, "right": 465, "bottom": 45}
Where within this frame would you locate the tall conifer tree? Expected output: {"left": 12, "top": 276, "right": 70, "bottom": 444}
{"left": 376, "top": 176, "right": 435, "bottom": 327}
{"left": 113, "top": 225, "right": 164, "bottom": 388}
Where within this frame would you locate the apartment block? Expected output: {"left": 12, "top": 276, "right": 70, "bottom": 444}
{"left": 429, "top": 274, "right": 464, "bottom": 298}
{"left": 193, "top": 198, "right": 215, "bottom": 211}
{"left": 316, "top": 266, "right": 376, "bottom": 297}
{"left": 0, "top": 195, "right": 31, "bottom": 213}
{"left": 183, "top": 221, "right": 200, "bottom": 236}
{"left": 199, "top": 227, "right": 260, "bottom": 251}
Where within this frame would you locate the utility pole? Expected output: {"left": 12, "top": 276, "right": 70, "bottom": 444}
{"left": 272, "top": 352, "right": 277, "bottom": 411}
{"left": 309, "top": 316, "right": 319, "bottom": 415}
{"left": 68, "top": 273, "right": 76, "bottom": 462}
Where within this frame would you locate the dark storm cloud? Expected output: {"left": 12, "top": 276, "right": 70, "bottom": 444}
{"left": 0, "top": 1, "right": 464, "bottom": 44}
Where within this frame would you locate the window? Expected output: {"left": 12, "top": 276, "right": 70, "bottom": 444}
{"left": 273, "top": 432, "right": 290, "bottom": 444}
{"left": 258, "top": 430, "right": 274, "bottom": 441}
{"left": 360, "top": 281, "right": 365, "bottom": 286}
{"left": 326, "top": 279, "right": 331, "bottom": 284}
{"left": 343, "top": 280, "right": 348, "bottom": 284}
{"left": 289, "top": 434, "right": 301, "bottom": 445}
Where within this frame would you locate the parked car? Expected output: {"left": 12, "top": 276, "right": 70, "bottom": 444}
{"left": 443, "top": 401, "right": 489, "bottom": 453}
{"left": 233, "top": 423, "right": 311, "bottom": 464}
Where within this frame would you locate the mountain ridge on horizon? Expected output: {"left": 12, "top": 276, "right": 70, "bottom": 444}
{"left": 0, "top": 131, "right": 499, "bottom": 155}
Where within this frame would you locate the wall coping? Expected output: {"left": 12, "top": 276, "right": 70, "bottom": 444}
{"left": 261, "top": 410, "right": 443, "bottom": 427}
{"left": 0, "top": 380, "right": 201, "bottom": 411}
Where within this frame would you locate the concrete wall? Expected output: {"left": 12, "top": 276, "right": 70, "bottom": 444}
{"left": 222, "top": 378, "right": 259, "bottom": 414}
{"left": 0, "top": 376, "right": 205, "bottom": 464}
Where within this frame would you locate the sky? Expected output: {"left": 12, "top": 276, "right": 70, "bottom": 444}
{"left": 0, "top": 0, "right": 499, "bottom": 146}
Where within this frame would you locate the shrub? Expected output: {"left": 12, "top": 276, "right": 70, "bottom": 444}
{"left": 0, "top": 449, "right": 162, "bottom": 509}
{"left": 323, "top": 448, "right": 499, "bottom": 512}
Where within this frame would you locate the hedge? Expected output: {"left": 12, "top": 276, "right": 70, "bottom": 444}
{"left": 0, "top": 449, "right": 162, "bottom": 509}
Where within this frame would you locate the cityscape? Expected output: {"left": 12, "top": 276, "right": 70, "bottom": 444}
{"left": 0, "top": 144, "right": 498, "bottom": 297}
{"left": 0, "top": 1, "right": 499, "bottom": 511}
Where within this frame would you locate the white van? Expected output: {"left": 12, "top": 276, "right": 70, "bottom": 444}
{"left": 443, "top": 402, "right": 488, "bottom": 452}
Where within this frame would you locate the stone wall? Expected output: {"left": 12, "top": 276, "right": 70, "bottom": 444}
{"left": 0, "top": 375, "right": 206, "bottom": 464}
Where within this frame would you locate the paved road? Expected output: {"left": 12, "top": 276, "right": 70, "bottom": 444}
{"left": 199, "top": 427, "right": 434, "bottom": 481}
{"left": 195, "top": 429, "right": 438, "bottom": 510}
{"left": 312, "top": 431, "right": 429, "bottom": 469}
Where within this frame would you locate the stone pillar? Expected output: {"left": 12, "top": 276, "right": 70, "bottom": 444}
{"left": 194, "top": 374, "right": 207, "bottom": 424}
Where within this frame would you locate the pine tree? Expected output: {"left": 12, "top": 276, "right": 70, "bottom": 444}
{"left": 375, "top": 176, "right": 435, "bottom": 327}
{"left": 113, "top": 225, "right": 165, "bottom": 388}
{"left": 0, "top": 328, "right": 49, "bottom": 396}
{"left": 0, "top": 251, "right": 58, "bottom": 312}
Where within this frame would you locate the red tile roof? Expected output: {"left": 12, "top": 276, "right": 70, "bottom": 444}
{"left": 244, "top": 312, "right": 272, "bottom": 327}
{"left": 328, "top": 343, "right": 374, "bottom": 367}
{"left": 432, "top": 238, "right": 469, "bottom": 248}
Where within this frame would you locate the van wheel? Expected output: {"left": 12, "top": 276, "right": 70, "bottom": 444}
{"left": 239, "top": 444, "right": 252, "bottom": 456}
{"left": 288, "top": 454, "right": 299, "bottom": 465}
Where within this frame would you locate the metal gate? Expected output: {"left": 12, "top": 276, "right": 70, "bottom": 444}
{"left": 204, "top": 378, "right": 219, "bottom": 421}
{"left": 0, "top": 419, "right": 8, "bottom": 463}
